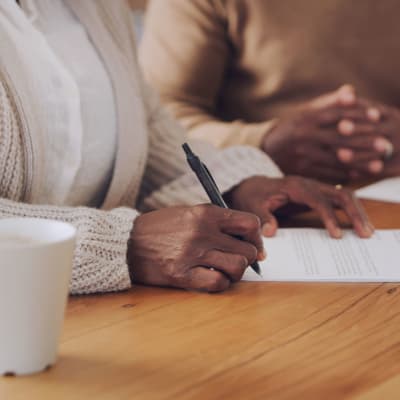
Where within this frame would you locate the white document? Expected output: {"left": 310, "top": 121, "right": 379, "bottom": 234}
{"left": 243, "top": 229, "right": 400, "bottom": 282}
{"left": 356, "top": 177, "right": 400, "bottom": 203}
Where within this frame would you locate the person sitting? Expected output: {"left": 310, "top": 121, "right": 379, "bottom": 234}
{"left": 140, "top": 0, "right": 400, "bottom": 183}
{"left": 0, "top": 0, "right": 372, "bottom": 296}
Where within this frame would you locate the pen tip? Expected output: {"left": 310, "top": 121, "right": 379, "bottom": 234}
{"left": 182, "top": 143, "right": 193, "bottom": 156}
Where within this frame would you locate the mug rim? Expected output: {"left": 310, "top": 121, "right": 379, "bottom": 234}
{"left": 0, "top": 218, "right": 76, "bottom": 250}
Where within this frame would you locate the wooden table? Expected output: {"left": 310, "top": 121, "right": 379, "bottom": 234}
{"left": 2, "top": 200, "right": 400, "bottom": 400}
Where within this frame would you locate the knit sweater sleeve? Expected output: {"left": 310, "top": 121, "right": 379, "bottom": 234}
{"left": 138, "top": 81, "right": 283, "bottom": 210}
{"left": 0, "top": 80, "right": 135, "bottom": 295}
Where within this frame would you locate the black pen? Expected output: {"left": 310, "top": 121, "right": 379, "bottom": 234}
{"left": 182, "top": 142, "right": 262, "bottom": 276}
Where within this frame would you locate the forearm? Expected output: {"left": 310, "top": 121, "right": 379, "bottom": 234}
{"left": 165, "top": 99, "right": 278, "bottom": 148}
{"left": 142, "top": 144, "right": 283, "bottom": 211}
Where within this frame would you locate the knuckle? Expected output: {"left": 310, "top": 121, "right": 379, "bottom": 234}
{"left": 296, "top": 158, "right": 310, "bottom": 172}
{"left": 244, "top": 214, "right": 262, "bottom": 232}
{"left": 232, "top": 213, "right": 261, "bottom": 233}
{"left": 250, "top": 246, "right": 258, "bottom": 263}
{"left": 349, "top": 210, "right": 362, "bottom": 220}
{"left": 243, "top": 244, "right": 257, "bottom": 264}
{"left": 285, "top": 175, "right": 305, "bottom": 191}
{"left": 190, "top": 204, "right": 212, "bottom": 220}
{"left": 294, "top": 145, "right": 307, "bottom": 157}
{"left": 230, "top": 255, "right": 248, "bottom": 281}
{"left": 165, "top": 263, "right": 186, "bottom": 285}
{"left": 339, "top": 188, "right": 355, "bottom": 202}
{"left": 207, "top": 275, "right": 229, "bottom": 293}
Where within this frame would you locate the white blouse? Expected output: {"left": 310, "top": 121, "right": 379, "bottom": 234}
{"left": 19, "top": 0, "right": 117, "bottom": 207}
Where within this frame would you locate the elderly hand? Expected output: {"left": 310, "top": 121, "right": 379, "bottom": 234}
{"left": 225, "top": 176, "right": 374, "bottom": 239}
{"left": 128, "top": 205, "right": 265, "bottom": 292}
{"left": 262, "top": 85, "right": 385, "bottom": 182}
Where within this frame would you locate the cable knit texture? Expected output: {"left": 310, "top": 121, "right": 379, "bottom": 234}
{"left": 0, "top": 81, "right": 25, "bottom": 202}
{"left": 0, "top": 0, "right": 282, "bottom": 295}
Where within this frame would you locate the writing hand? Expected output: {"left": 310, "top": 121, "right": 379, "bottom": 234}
{"left": 128, "top": 205, "right": 264, "bottom": 292}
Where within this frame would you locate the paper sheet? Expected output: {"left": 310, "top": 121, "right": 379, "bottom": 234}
{"left": 356, "top": 177, "right": 400, "bottom": 203}
{"left": 242, "top": 229, "right": 400, "bottom": 282}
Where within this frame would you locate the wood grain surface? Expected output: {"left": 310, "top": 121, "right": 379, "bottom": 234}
{"left": 1, "top": 199, "right": 400, "bottom": 400}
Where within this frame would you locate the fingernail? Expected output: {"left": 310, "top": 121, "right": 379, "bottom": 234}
{"left": 334, "top": 228, "right": 343, "bottom": 238}
{"left": 364, "top": 224, "right": 374, "bottom": 236}
{"left": 374, "top": 137, "right": 391, "bottom": 153}
{"left": 367, "top": 107, "right": 380, "bottom": 122}
{"left": 257, "top": 249, "right": 267, "bottom": 261}
{"left": 368, "top": 160, "right": 384, "bottom": 174}
{"left": 359, "top": 223, "right": 374, "bottom": 238}
{"left": 340, "top": 84, "right": 355, "bottom": 92}
{"left": 340, "top": 91, "right": 356, "bottom": 104}
{"left": 262, "top": 223, "right": 274, "bottom": 236}
{"left": 337, "top": 148, "right": 354, "bottom": 163}
{"left": 368, "top": 222, "right": 375, "bottom": 233}
{"left": 338, "top": 119, "right": 355, "bottom": 135}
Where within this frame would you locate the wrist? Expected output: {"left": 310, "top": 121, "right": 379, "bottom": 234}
{"left": 126, "top": 215, "right": 143, "bottom": 285}
{"left": 261, "top": 120, "right": 289, "bottom": 157}
{"left": 223, "top": 176, "right": 261, "bottom": 210}
{"left": 223, "top": 187, "right": 237, "bottom": 209}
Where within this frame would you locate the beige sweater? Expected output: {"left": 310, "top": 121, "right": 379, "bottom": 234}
{"left": 0, "top": 0, "right": 282, "bottom": 295}
{"left": 140, "top": 0, "right": 400, "bottom": 148}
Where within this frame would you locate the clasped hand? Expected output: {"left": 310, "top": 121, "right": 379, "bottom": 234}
{"left": 262, "top": 85, "right": 400, "bottom": 182}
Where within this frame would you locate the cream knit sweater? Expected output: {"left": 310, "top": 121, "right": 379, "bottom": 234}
{"left": 0, "top": 0, "right": 282, "bottom": 295}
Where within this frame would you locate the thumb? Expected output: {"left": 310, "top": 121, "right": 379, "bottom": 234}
{"left": 310, "top": 84, "right": 356, "bottom": 110}
{"left": 259, "top": 209, "right": 279, "bottom": 237}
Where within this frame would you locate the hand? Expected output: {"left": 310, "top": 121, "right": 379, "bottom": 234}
{"left": 335, "top": 97, "right": 400, "bottom": 178}
{"left": 128, "top": 205, "right": 265, "bottom": 292}
{"left": 262, "top": 85, "right": 384, "bottom": 182}
{"left": 225, "top": 176, "right": 374, "bottom": 239}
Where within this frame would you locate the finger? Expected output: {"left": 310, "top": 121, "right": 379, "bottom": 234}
{"left": 186, "top": 267, "right": 230, "bottom": 293}
{"left": 215, "top": 234, "right": 259, "bottom": 265}
{"left": 317, "top": 106, "right": 370, "bottom": 126}
{"left": 349, "top": 159, "right": 385, "bottom": 175}
{"left": 310, "top": 84, "right": 356, "bottom": 110}
{"left": 296, "top": 141, "right": 344, "bottom": 165}
{"left": 355, "top": 97, "right": 388, "bottom": 120}
{"left": 337, "top": 120, "right": 377, "bottom": 136}
{"left": 324, "top": 187, "right": 374, "bottom": 238}
{"left": 304, "top": 193, "right": 343, "bottom": 238}
{"left": 337, "top": 149, "right": 385, "bottom": 176}
{"left": 337, "top": 84, "right": 357, "bottom": 105}
{"left": 330, "top": 134, "right": 391, "bottom": 155}
{"left": 234, "top": 197, "right": 279, "bottom": 238}
{"left": 366, "top": 107, "right": 381, "bottom": 122}
{"left": 201, "top": 250, "right": 248, "bottom": 282}
{"left": 336, "top": 149, "right": 383, "bottom": 165}
{"left": 259, "top": 209, "right": 278, "bottom": 237}
{"left": 219, "top": 211, "right": 264, "bottom": 257}
{"left": 290, "top": 139, "right": 351, "bottom": 181}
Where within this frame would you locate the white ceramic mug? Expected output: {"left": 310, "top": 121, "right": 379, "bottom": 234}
{"left": 0, "top": 218, "right": 76, "bottom": 376}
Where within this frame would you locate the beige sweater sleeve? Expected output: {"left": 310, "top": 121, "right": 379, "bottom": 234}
{"left": 0, "top": 81, "right": 135, "bottom": 295}
{"left": 139, "top": 0, "right": 276, "bottom": 148}
{"left": 137, "top": 81, "right": 283, "bottom": 211}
